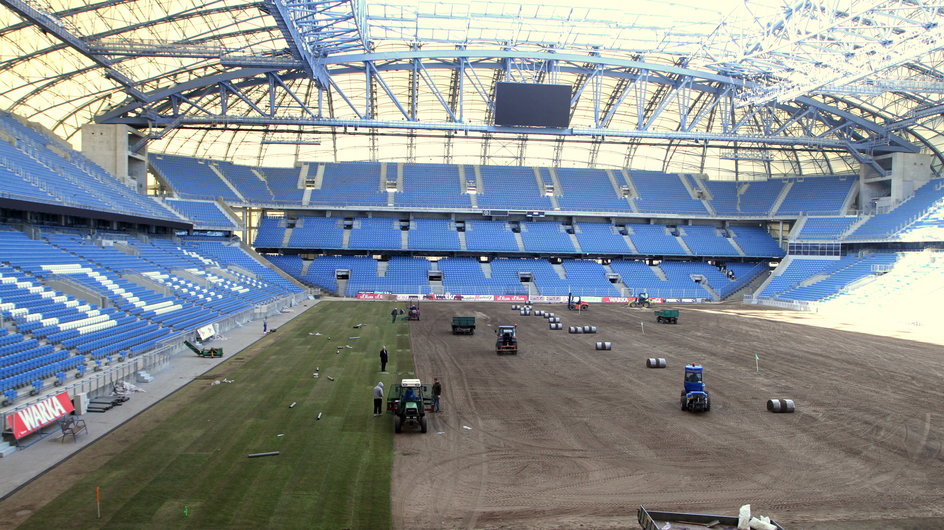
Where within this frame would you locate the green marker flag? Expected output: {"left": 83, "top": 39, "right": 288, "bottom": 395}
{"left": 754, "top": 353, "right": 759, "bottom": 372}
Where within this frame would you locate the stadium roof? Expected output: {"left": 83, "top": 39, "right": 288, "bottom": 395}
{"left": 3, "top": 0, "right": 944, "bottom": 179}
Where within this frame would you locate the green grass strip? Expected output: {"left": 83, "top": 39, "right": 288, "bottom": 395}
{"left": 18, "top": 301, "right": 412, "bottom": 530}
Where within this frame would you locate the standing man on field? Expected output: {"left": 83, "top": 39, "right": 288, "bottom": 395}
{"left": 391, "top": 308, "right": 398, "bottom": 323}
{"left": 432, "top": 378, "right": 442, "bottom": 412}
{"left": 373, "top": 381, "right": 384, "bottom": 416}
{"left": 379, "top": 345, "right": 389, "bottom": 373}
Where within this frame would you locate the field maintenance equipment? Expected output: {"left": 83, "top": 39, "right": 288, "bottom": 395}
{"left": 496, "top": 325, "right": 518, "bottom": 355}
{"left": 680, "top": 363, "right": 710, "bottom": 412}
{"left": 407, "top": 305, "right": 420, "bottom": 321}
{"left": 387, "top": 378, "right": 434, "bottom": 433}
{"left": 654, "top": 309, "right": 679, "bottom": 324}
{"left": 184, "top": 341, "right": 223, "bottom": 358}
{"left": 567, "top": 293, "right": 589, "bottom": 311}
{"left": 637, "top": 506, "right": 784, "bottom": 530}
{"left": 451, "top": 316, "right": 476, "bottom": 334}
{"left": 629, "top": 293, "right": 651, "bottom": 308}
{"left": 646, "top": 358, "right": 667, "bottom": 368}
{"left": 767, "top": 399, "right": 796, "bottom": 413}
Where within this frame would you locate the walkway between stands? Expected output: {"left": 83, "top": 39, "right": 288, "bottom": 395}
{"left": 0, "top": 302, "right": 316, "bottom": 500}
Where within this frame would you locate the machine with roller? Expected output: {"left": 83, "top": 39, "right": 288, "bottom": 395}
{"left": 680, "top": 363, "right": 710, "bottom": 412}
{"left": 495, "top": 325, "right": 518, "bottom": 355}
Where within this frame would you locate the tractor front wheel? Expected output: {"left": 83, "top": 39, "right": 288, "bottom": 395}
{"left": 394, "top": 416, "right": 402, "bottom": 433}
{"left": 420, "top": 415, "right": 428, "bottom": 433}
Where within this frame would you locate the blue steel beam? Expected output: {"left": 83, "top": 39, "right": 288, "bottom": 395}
{"left": 0, "top": 0, "right": 145, "bottom": 100}
{"left": 94, "top": 51, "right": 916, "bottom": 155}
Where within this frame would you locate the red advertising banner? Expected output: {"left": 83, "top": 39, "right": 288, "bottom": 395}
{"left": 600, "top": 296, "right": 666, "bottom": 304}
{"left": 8, "top": 392, "right": 75, "bottom": 439}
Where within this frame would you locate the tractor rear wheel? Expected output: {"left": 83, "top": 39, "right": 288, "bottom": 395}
{"left": 394, "top": 416, "right": 402, "bottom": 433}
{"left": 420, "top": 416, "right": 428, "bottom": 433}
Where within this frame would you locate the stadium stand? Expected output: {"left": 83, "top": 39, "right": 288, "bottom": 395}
{"left": 309, "top": 162, "right": 388, "bottom": 207}
{"left": 846, "top": 180, "right": 944, "bottom": 240}
{"left": 794, "top": 216, "right": 858, "bottom": 240}
{"left": 0, "top": 114, "right": 177, "bottom": 221}
{"left": 287, "top": 217, "right": 345, "bottom": 249}
{"left": 555, "top": 168, "right": 630, "bottom": 211}
{"left": 398, "top": 163, "right": 471, "bottom": 208}
{"left": 520, "top": 222, "right": 576, "bottom": 253}
{"left": 775, "top": 176, "right": 855, "bottom": 216}
{"left": 737, "top": 180, "right": 785, "bottom": 215}
{"left": 573, "top": 222, "right": 632, "bottom": 254}
{"left": 150, "top": 154, "right": 240, "bottom": 201}
{"left": 164, "top": 199, "right": 239, "bottom": 230}
{"left": 465, "top": 220, "right": 520, "bottom": 252}
{"left": 259, "top": 166, "right": 304, "bottom": 203}
{"left": 348, "top": 218, "right": 403, "bottom": 250}
{"left": 630, "top": 170, "right": 708, "bottom": 214}
{"left": 679, "top": 225, "right": 740, "bottom": 256}
{"left": 409, "top": 219, "right": 461, "bottom": 251}
{"left": 626, "top": 224, "right": 688, "bottom": 255}
{"left": 476, "top": 165, "right": 553, "bottom": 211}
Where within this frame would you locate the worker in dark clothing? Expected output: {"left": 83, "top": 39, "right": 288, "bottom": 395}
{"left": 391, "top": 308, "right": 398, "bottom": 323}
{"left": 373, "top": 381, "right": 384, "bottom": 416}
{"left": 379, "top": 346, "right": 389, "bottom": 372}
{"left": 432, "top": 378, "right": 442, "bottom": 412}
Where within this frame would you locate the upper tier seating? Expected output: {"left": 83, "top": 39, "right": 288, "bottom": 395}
{"left": 309, "top": 162, "right": 387, "bottom": 207}
{"left": 737, "top": 180, "right": 785, "bottom": 215}
{"left": 555, "top": 168, "right": 629, "bottom": 211}
{"left": 775, "top": 176, "right": 854, "bottom": 216}
{"left": 259, "top": 166, "right": 304, "bottom": 203}
{"left": 165, "top": 199, "right": 239, "bottom": 230}
{"left": 476, "top": 166, "right": 553, "bottom": 211}
{"left": 630, "top": 170, "right": 708, "bottom": 214}
{"left": 0, "top": 113, "right": 177, "bottom": 221}
{"left": 214, "top": 161, "right": 274, "bottom": 202}
{"left": 151, "top": 154, "right": 240, "bottom": 201}
{"left": 398, "top": 164, "right": 470, "bottom": 208}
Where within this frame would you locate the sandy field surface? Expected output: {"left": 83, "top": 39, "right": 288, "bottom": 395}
{"left": 393, "top": 302, "right": 944, "bottom": 529}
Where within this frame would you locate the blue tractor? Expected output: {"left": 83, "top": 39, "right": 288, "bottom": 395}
{"left": 680, "top": 363, "right": 710, "bottom": 412}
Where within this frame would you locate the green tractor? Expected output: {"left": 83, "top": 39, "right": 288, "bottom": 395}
{"left": 387, "top": 379, "right": 434, "bottom": 433}
{"left": 629, "top": 292, "right": 651, "bottom": 308}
